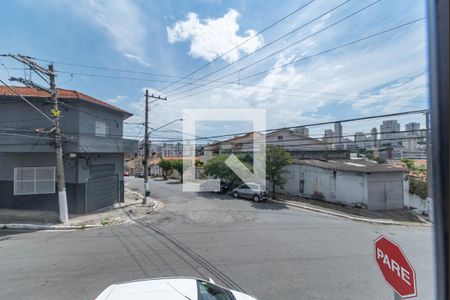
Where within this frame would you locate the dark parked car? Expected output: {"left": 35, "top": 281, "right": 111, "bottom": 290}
{"left": 232, "top": 183, "right": 267, "bottom": 202}
{"left": 217, "top": 180, "right": 230, "bottom": 193}
{"left": 134, "top": 172, "right": 144, "bottom": 178}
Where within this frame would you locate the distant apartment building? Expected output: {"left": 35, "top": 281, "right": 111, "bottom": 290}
{"left": 354, "top": 132, "right": 370, "bottom": 149}
{"left": 323, "top": 129, "right": 334, "bottom": 149}
{"left": 405, "top": 122, "right": 421, "bottom": 136}
{"left": 150, "top": 142, "right": 183, "bottom": 158}
{"left": 293, "top": 126, "right": 309, "bottom": 137}
{"left": 404, "top": 122, "right": 425, "bottom": 152}
{"left": 342, "top": 137, "right": 357, "bottom": 151}
{"left": 380, "top": 120, "right": 401, "bottom": 146}
{"left": 370, "top": 127, "right": 378, "bottom": 148}
{"left": 333, "top": 122, "right": 343, "bottom": 150}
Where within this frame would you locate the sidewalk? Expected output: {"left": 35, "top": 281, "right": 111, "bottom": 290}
{"left": 0, "top": 189, "right": 159, "bottom": 230}
{"left": 272, "top": 194, "right": 431, "bottom": 226}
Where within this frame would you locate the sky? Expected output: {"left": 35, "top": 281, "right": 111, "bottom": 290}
{"left": 0, "top": 0, "right": 429, "bottom": 142}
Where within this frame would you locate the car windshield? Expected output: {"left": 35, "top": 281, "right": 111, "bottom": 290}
{"left": 197, "top": 280, "right": 235, "bottom": 300}
{"left": 248, "top": 184, "right": 259, "bottom": 190}
{"left": 0, "top": 1, "right": 443, "bottom": 300}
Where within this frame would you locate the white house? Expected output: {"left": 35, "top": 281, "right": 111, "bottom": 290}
{"left": 265, "top": 128, "right": 327, "bottom": 151}
{"left": 278, "top": 159, "right": 407, "bottom": 210}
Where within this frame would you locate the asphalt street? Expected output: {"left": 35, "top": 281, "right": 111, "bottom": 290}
{"left": 0, "top": 177, "right": 435, "bottom": 299}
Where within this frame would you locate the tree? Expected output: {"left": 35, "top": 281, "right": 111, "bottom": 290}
{"left": 373, "top": 156, "right": 387, "bottom": 164}
{"left": 171, "top": 159, "right": 184, "bottom": 182}
{"left": 401, "top": 158, "right": 414, "bottom": 169}
{"left": 266, "top": 145, "right": 292, "bottom": 199}
{"left": 158, "top": 159, "right": 172, "bottom": 180}
{"left": 204, "top": 153, "right": 252, "bottom": 187}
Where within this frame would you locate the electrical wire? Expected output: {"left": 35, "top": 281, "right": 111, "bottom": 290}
{"left": 1, "top": 65, "right": 425, "bottom": 102}
{"left": 165, "top": 0, "right": 352, "bottom": 95}
{"left": 144, "top": 109, "right": 428, "bottom": 143}
{"left": 170, "top": 17, "right": 426, "bottom": 102}
{"left": 0, "top": 79, "right": 54, "bottom": 123}
{"left": 159, "top": 0, "right": 316, "bottom": 92}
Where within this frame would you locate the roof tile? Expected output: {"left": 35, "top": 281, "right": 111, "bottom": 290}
{"left": 0, "top": 86, "right": 131, "bottom": 115}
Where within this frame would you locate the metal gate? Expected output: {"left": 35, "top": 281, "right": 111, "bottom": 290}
{"left": 87, "top": 164, "right": 118, "bottom": 212}
{"left": 367, "top": 173, "right": 403, "bottom": 210}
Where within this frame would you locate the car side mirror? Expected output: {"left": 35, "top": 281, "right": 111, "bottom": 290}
{"left": 208, "top": 277, "right": 215, "bottom": 284}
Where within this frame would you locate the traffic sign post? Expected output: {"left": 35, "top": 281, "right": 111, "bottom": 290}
{"left": 374, "top": 236, "right": 417, "bottom": 299}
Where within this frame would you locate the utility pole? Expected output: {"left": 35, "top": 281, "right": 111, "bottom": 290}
{"left": 425, "top": 110, "right": 433, "bottom": 221}
{"left": 5, "top": 54, "right": 69, "bottom": 223}
{"left": 49, "top": 64, "right": 69, "bottom": 223}
{"left": 142, "top": 90, "right": 167, "bottom": 204}
{"left": 143, "top": 89, "right": 150, "bottom": 204}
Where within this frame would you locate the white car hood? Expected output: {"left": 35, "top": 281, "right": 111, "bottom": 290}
{"left": 95, "top": 278, "right": 197, "bottom": 300}
{"left": 95, "top": 277, "right": 258, "bottom": 300}
{"left": 231, "top": 289, "right": 258, "bottom": 300}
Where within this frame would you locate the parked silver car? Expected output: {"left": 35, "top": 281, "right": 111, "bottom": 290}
{"left": 232, "top": 183, "right": 267, "bottom": 202}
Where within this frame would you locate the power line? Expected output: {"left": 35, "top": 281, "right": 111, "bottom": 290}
{"left": 51, "top": 69, "right": 425, "bottom": 103}
{"left": 170, "top": 17, "right": 426, "bottom": 102}
{"left": 165, "top": 0, "right": 352, "bottom": 95}
{"left": 159, "top": 0, "right": 316, "bottom": 92}
{"left": 2, "top": 65, "right": 426, "bottom": 102}
{"left": 0, "top": 79, "right": 54, "bottom": 123}
{"left": 142, "top": 135, "right": 430, "bottom": 153}
{"left": 0, "top": 108, "right": 428, "bottom": 142}
{"left": 0, "top": 132, "right": 54, "bottom": 140}
{"left": 145, "top": 109, "right": 428, "bottom": 143}
{"left": 168, "top": 0, "right": 382, "bottom": 97}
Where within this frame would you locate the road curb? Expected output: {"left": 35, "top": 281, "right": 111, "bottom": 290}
{"left": 0, "top": 191, "right": 160, "bottom": 231}
{"left": 270, "top": 199, "right": 432, "bottom": 227}
{"left": 0, "top": 223, "right": 101, "bottom": 230}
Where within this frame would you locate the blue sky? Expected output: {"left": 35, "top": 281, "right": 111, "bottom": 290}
{"left": 0, "top": 0, "right": 429, "bottom": 140}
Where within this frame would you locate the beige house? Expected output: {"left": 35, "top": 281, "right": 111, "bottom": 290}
{"left": 200, "top": 129, "right": 330, "bottom": 164}
{"left": 265, "top": 129, "right": 326, "bottom": 151}
{"left": 201, "top": 132, "right": 264, "bottom": 164}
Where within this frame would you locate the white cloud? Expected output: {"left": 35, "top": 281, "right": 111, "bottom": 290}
{"left": 106, "top": 95, "right": 127, "bottom": 104}
{"left": 123, "top": 2, "right": 428, "bottom": 139}
{"left": 65, "top": 0, "right": 149, "bottom": 65}
{"left": 167, "top": 9, "right": 264, "bottom": 63}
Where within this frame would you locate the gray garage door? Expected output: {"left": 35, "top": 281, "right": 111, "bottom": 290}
{"left": 87, "top": 164, "right": 118, "bottom": 212}
{"left": 367, "top": 172, "right": 403, "bottom": 210}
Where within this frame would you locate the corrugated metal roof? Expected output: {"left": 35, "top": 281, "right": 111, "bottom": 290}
{"left": 293, "top": 159, "right": 407, "bottom": 173}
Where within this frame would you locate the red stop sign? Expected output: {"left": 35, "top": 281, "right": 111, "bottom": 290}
{"left": 374, "top": 236, "right": 417, "bottom": 298}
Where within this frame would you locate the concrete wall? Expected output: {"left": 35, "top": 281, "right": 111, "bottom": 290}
{"left": 0, "top": 96, "right": 136, "bottom": 154}
{"left": 0, "top": 153, "right": 83, "bottom": 212}
{"left": 0, "top": 153, "right": 124, "bottom": 213}
{"left": 280, "top": 164, "right": 367, "bottom": 207}
{"left": 403, "top": 177, "right": 429, "bottom": 214}
{"left": 279, "top": 163, "right": 407, "bottom": 210}
{"left": 0, "top": 96, "right": 79, "bottom": 153}
{"left": 335, "top": 171, "right": 367, "bottom": 206}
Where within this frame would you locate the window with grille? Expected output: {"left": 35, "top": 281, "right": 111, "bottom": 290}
{"left": 95, "top": 120, "right": 108, "bottom": 137}
{"left": 14, "top": 167, "right": 55, "bottom": 195}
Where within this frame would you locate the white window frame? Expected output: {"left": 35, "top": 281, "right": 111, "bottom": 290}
{"left": 95, "top": 120, "right": 108, "bottom": 137}
{"left": 14, "top": 167, "right": 56, "bottom": 195}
